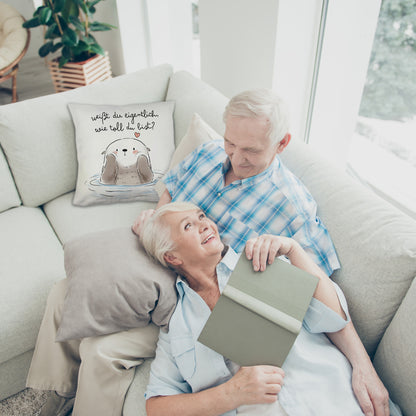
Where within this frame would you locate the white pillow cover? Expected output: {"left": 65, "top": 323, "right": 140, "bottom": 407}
{"left": 69, "top": 101, "right": 175, "bottom": 206}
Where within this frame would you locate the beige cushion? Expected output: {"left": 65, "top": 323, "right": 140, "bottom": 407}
{"left": 373, "top": 278, "right": 416, "bottom": 416}
{"left": 0, "top": 4, "right": 27, "bottom": 69}
{"left": 169, "top": 113, "right": 222, "bottom": 168}
{"left": 56, "top": 228, "right": 177, "bottom": 341}
{"left": 0, "top": 145, "right": 20, "bottom": 212}
{"left": 0, "top": 64, "right": 173, "bottom": 207}
{"left": 0, "top": 206, "right": 64, "bottom": 364}
{"left": 280, "top": 141, "right": 416, "bottom": 357}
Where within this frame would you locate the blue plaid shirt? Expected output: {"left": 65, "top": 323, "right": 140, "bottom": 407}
{"left": 164, "top": 140, "right": 340, "bottom": 275}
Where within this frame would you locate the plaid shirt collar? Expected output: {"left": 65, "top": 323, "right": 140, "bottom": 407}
{"left": 220, "top": 156, "right": 280, "bottom": 188}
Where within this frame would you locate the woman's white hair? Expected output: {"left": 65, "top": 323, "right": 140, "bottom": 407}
{"left": 140, "top": 201, "right": 200, "bottom": 267}
{"left": 223, "top": 89, "right": 290, "bottom": 145}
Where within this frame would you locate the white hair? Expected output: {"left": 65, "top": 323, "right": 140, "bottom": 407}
{"left": 223, "top": 89, "right": 290, "bottom": 145}
{"left": 140, "top": 201, "right": 200, "bottom": 267}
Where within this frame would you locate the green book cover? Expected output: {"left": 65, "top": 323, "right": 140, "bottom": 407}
{"left": 198, "top": 255, "right": 319, "bottom": 367}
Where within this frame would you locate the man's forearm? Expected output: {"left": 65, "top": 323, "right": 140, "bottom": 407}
{"left": 156, "top": 188, "right": 172, "bottom": 208}
{"left": 326, "top": 320, "right": 372, "bottom": 369}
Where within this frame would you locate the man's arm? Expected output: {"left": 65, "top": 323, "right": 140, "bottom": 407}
{"left": 245, "top": 235, "right": 390, "bottom": 416}
{"left": 327, "top": 323, "right": 390, "bottom": 416}
{"left": 132, "top": 189, "right": 172, "bottom": 236}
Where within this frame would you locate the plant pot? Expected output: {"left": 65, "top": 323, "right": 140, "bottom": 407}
{"left": 47, "top": 52, "right": 112, "bottom": 93}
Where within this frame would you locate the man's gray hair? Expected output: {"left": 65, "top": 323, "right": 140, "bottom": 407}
{"left": 223, "top": 89, "right": 290, "bottom": 145}
{"left": 140, "top": 201, "right": 200, "bottom": 267}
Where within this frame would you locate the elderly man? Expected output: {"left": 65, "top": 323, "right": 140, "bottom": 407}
{"left": 133, "top": 89, "right": 389, "bottom": 415}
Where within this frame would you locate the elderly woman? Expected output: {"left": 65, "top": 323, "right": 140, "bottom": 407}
{"left": 140, "top": 202, "right": 400, "bottom": 416}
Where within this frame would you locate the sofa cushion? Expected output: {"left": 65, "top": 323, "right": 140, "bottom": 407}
{"left": 56, "top": 228, "right": 177, "bottom": 341}
{"left": 166, "top": 70, "right": 228, "bottom": 146}
{"left": 0, "top": 206, "right": 65, "bottom": 364}
{"left": 43, "top": 192, "right": 155, "bottom": 244}
{"left": 0, "top": 64, "right": 173, "bottom": 207}
{"left": 123, "top": 358, "right": 153, "bottom": 416}
{"left": 280, "top": 141, "right": 416, "bottom": 357}
{"left": 373, "top": 277, "right": 416, "bottom": 416}
{"left": 168, "top": 113, "right": 222, "bottom": 169}
{"left": 0, "top": 145, "right": 20, "bottom": 213}
{"left": 68, "top": 101, "right": 175, "bottom": 206}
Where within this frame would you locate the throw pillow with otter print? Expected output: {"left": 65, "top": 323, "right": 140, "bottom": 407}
{"left": 68, "top": 101, "right": 175, "bottom": 206}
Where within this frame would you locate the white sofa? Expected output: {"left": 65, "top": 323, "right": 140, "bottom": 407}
{"left": 0, "top": 64, "right": 415, "bottom": 416}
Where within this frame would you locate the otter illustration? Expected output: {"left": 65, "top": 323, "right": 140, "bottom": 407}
{"left": 100, "top": 138, "right": 154, "bottom": 185}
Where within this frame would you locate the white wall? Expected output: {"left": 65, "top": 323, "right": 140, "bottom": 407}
{"left": 146, "top": 0, "right": 194, "bottom": 72}
{"left": 308, "top": 0, "right": 381, "bottom": 163}
{"left": 199, "top": 0, "right": 280, "bottom": 98}
{"left": 198, "top": 0, "right": 323, "bottom": 144}
{"left": 273, "top": 0, "right": 322, "bottom": 143}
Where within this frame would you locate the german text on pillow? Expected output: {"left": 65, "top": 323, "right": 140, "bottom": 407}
{"left": 68, "top": 101, "right": 175, "bottom": 206}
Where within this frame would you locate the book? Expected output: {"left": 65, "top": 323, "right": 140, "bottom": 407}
{"left": 198, "top": 255, "right": 319, "bottom": 367}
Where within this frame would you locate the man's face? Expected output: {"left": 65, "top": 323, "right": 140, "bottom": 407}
{"left": 163, "top": 209, "right": 224, "bottom": 267}
{"left": 224, "top": 116, "right": 279, "bottom": 179}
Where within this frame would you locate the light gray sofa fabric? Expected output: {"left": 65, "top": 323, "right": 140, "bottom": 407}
{"left": 0, "top": 206, "right": 65, "bottom": 363}
{"left": 373, "top": 278, "right": 416, "bottom": 416}
{"left": 280, "top": 141, "right": 416, "bottom": 357}
{"left": 0, "top": 350, "right": 34, "bottom": 401}
{"left": 166, "top": 70, "right": 229, "bottom": 146}
{"left": 0, "top": 145, "right": 20, "bottom": 212}
{"left": 0, "top": 64, "right": 173, "bottom": 207}
{"left": 43, "top": 192, "right": 155, "bottom": 245}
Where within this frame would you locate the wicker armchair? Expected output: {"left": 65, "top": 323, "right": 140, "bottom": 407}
{"left": 0, "top": 2, "right": 30, "bottom": 103}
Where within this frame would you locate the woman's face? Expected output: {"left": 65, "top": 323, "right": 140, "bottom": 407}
{"left": 162, "top": 209, "right": 224, "bottom": 266}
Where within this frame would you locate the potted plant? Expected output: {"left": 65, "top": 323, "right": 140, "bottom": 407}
{"left": 23, "top": 0, "right": 116, "bottom": 92}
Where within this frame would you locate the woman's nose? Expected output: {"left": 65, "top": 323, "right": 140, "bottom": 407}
{"left": 199, "top": 219, "right": 208, "bottom": 231}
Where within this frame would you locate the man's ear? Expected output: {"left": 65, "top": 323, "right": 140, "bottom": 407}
{"left": 276, "top": 133, "right": 291, "bottom": 154}
{"left": 164, "top": 252, "right": 183, "bottom": 266}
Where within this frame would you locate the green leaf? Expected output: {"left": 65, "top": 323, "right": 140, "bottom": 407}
{"left": 39, "top": 7, "right": 53, "bottom": 24}
{"left": 74, "top": 0, "right": 88, "bottom": 14}
{"left": 75, "top": 40, "right": 90, "bottom": 52}
{"left": 62, "top": 28, "right": 79, "bottom": 46}
{"left": 51, "top": 42, "right": 63, "bottom": 53}
{"left": 61, "top": 45, "right": 72, "bottom": 59}
{"left": 53, "top": 0, "right": 65, "bottom": 13}
{"left": 69, "top": 15, "right": 85, "bottom": 32}
{"left": 22, "top": 17, "right": 41, "bottom": 28}
{"left": 89, "top": 43, "right": 105, "bottom": 56}
{"left": 44, "top": 23, "right": 59, "bottom": 39}
{"left": 38, "top": 41, "right": 54, "bottom": 57}
{"left": 59, "top": 55, "right": 69, "bottom": 68}
{"left": 62, "top": 0, "right": 79, "bottom": 21}
{"left": 89, "top": 22, "right": 115, "bottom": 31}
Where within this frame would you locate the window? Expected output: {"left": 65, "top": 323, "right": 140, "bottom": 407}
{"left": 347, "top": 0, "right": 416, "bottom": 218}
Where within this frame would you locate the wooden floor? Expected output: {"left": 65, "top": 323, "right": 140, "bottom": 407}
{"left": 0, "top": 56, "right": 55, "bottom": 105}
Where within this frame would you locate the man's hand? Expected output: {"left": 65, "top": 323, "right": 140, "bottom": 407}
{"left": 225, "top": 365, "right": 284, "bottom": 408}
{"left": 352, "top": 363, "right": 390, "bottom": 416}
{"left": 245, "top": 235, "right": 296, "bottom": 272}
{"left": 131, "top": 209, "right": 155, "bottom": 236}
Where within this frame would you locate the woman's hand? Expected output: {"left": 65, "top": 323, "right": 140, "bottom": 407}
{"left": 245, "top": 235, "right": 297, "bottom": 271}
{"left": 131, "top": 209, "right": 156, "bottom": 236}
{"left": 225, "top": 365, "right": 285, "bottom": 407}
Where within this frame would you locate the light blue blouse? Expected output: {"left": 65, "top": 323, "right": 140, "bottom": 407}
{"left": 145, "top": 248, "right": 399, "bottom": 415}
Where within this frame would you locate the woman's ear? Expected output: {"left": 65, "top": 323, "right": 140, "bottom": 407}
{"left": 164, "top": 252, "right": 183, "bottom": 266}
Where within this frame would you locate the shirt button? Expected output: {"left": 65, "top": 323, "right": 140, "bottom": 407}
{"left": 217, "top": 192, "right": 222, "bottom": 197}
